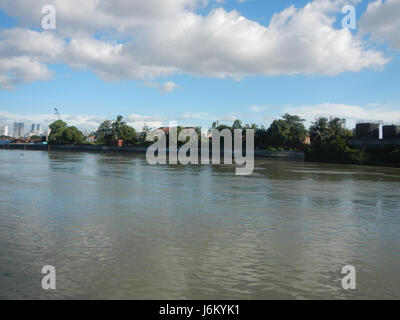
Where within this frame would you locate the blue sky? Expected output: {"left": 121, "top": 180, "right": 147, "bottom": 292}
{"left": 0, "top": 0, "right": 399, "bottom": 132}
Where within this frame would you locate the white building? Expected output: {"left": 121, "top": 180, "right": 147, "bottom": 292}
{"left": 0, "top": 125, "right": 9, "bottom": 137}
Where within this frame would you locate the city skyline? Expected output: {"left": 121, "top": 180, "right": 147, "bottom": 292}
{"left": 0, "top": 121, "right": 46, "bottom": 138}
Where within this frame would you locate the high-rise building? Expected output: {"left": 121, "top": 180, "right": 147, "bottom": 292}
{"left": 29, "top": 123, "right": 43, "bottom": 136}
{"left": 0, "top": 125, "right": 9, "bottom": 137}
{"left": 13, "top": 122, "right": 25, "bottom": 138}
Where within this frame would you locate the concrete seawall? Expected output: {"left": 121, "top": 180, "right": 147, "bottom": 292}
{"left": 1, "top": 143, "right": 305, "bottom": 160}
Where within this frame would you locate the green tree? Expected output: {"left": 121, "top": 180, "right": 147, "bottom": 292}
{"left": 308, "top": 117, "right": 358, "bottom": 162}
{"left": 244, "top": 123, "right": 258, "bottom": 130}
{"left": 48, "top": 120, "right": 84, "bottom": 145}
{"left": 112, "top": 115, "right": 126, "bottom": 141}
{"left": 265, "top": 114, "right": 306, "bottom": 150}
{"left": 96, "top": 120, "right": 113, "bottom": 145}
{"left": 194, "top": 126, "right": 202, "bottom": 135}
{"left": 266, "top": 119, "right": 290, "bottom": 149}
{"left": 282, "top": 114, "right": 307, "bottom": 150}
{"left": 62, "top": 126, "right": 84, "bottom": 145}
{"left": 232, "top": 119, "right": 243, "bottom": 130}
{"left": 29, "top": 135, "right": 43, "bottom": 140}
{"left": 142, "top": 125, "right": 150, "bottom": 135}
{"left": 309, "top": 117, "right": 349, "bottom": 148}
{"left": 120, "top": 125, "right": 138, "bottom": 145}
{"left": 211, "top": 121, "right": 219, "bottom": 129}
{"left": 137, "top": 125, "right": 151, "bottom": 146}
{"left": 216, "top": 124, "right": 231, "bottom": 131}
{"left": 309, "top": 117, "right": 329, "bottom": 146}
{"left": 96, "top": 116, "right": 137, "bottom": 146}
{"left": 254, "top": 125, "right": 268, "bottom": 149}
{"left": 48, "top": 120, "right": 68, "bottom": 144}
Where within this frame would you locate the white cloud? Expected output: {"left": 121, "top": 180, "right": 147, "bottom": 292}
{"left": 159, "top": 81, "right": 180, "bottom": 93}
{"left": 121, "top": 114, "right": 166, "bottom": 130}
{"left": 127, "top": 121, "right": 164, "bottom": 130}
{"left": 178, "top": 112, "right": 210, "bottom": 120}
{"left": 283, "top": 102, "right": 400, "bottom": 127}
{"left": 0, "top": 110, "right": 108, "bottom": 131}
{"left": 0, "top": 111, "right": 168, "bottom": 131}
{"left": 219, "top": 114, "right": 239, "bottom": 122}
{"left": 125, "top": 114, "right": 166, "bottom": 122}
{"left": 0, "top": 111, "right": 54, "bottom": 125}
{"left": 144, "top": 80, "right": 182, "bottom": 93}
{"left": 0, "top": 56, "right": 53, "bottom": 90}
{"left": 0, "top": 28, "right": 65, "bottom": 89}
{"left": 0, "top": 28, "right": 64, "bottom": 58}
{"left": 249, "top": 105, "right": 263, "bottom": 112}
{"left": 0, "top": 0, "right": 391, "bottom": 89}
{"left": 359, "top": 0, "right": 400, "bottom": 51}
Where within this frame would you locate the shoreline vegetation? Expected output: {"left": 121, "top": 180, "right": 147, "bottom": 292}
{"left": 2, "top": 114, "right": 400, "bottom": 167}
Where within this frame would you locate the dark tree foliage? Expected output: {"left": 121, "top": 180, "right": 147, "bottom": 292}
{"left": 307, "top": 117, "right": 359, "bottom": 162}
{"left": 265, "top": 114, "right": 306, "bottom": 150}
{"left": 96, "top": 116, "right": 138, "bottom": 146}
{"left": 48, "top": 120, "right": 84, "bottom": 145}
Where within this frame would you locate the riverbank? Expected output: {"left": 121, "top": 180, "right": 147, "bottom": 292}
{"left": 4, "top": 143, "right": 400, "bottom": 167}
{"left": 305, "top": 138, "right": 400, "bottom": 168}
{"left": 1, "top": 143, "right": 305, "bottom": 160}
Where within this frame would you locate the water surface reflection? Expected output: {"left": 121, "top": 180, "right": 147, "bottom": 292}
{"left": 0, "top": 150, "right": 399, "bottom": 299}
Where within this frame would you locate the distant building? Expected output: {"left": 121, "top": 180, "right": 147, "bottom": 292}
{"left": 0, "top": 125, "right": 9, "bottom": 137}
{"left": 86, "top": 136, "right": 97, "bottom": 143}
{"left": 29, "top": 123, "right": 43, "bottom": 137}
{"left": 303, "top": 133, "right": 311, "bottom": 145}
{"left": 355, "top": 123, "right": 379, "bottom": 139}
{"left": 13, "top": 122, "right": 25, "bottom": 138}
{"left": 383, "top": 125, "right": 400, "bottom": 139}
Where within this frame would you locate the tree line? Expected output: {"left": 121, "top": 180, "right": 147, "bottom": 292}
{"left": 48, "top": 114, "right": 356, "bottom": 153}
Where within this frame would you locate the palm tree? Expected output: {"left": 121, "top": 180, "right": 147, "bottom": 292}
{"left": 327, "top": 117, "right": 345, "bottom": 138}
{"left": 112, "top": 115, "right": 126, "bottom": 141}
{"left": 309, "top": 117, "right": 329, "bottom": 145}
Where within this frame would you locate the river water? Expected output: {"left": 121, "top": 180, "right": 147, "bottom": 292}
{"left": 0, "top": 149, "right": 399, "bottom": 299}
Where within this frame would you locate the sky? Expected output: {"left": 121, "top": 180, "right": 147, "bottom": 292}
{"left": 0, "top": 0, "right": 399, "bottom": 133}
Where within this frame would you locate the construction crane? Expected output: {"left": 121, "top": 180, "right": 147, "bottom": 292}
{"left": 54, "top": 108, "right": 61, "bottom": 120}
